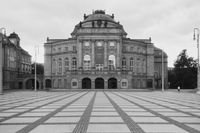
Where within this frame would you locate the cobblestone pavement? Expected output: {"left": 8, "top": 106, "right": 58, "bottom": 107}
{"left": 0, "top": 91, "right": 200, "bottom": 133}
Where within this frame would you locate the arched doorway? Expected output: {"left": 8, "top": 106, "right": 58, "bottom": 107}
{"left": 82, "top": 78, "right": 91, "bottom": 89}
{"left": 45, "top": 79, "right": 52, "bottom": 88}
{"left": 108, "top": 78, "right": 117, "bottom": 89}
{"left": 95, "top": 78, "right": 104, "bottom": 89}
{"left": 26, "top": 79, "right": 39, "bottom": 89}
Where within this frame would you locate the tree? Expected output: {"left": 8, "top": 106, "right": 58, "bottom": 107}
{"left": 169, "top": 49, "right": 197, "bottom": 89}
{"left": 31, "top": 63, "right": 44, "bottom": 75}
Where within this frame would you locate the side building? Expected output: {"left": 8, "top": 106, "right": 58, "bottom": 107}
{"left": 44, "top": 10, "right": 168, "bottom": 90}
{"left": 0, "top": 32, "right": 32, "bottom": 90}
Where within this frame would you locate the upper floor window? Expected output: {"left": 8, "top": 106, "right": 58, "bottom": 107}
{"left": 58, "top": 48, "right": 62, "bottom": 52}
{"left": 122, "top": 57, "right": 126, "bottom": 70}
{"left": 64, "top": 58, "right": 69, "bottom": 72}
{"left": 58, "top": 58, "right": 62, "bottom": 74}
{"left": 84, "top": 42, "right": 90, "bottom": 47}
{"left": 130, "top": 47, "right": 134, "bottom": 52}
{"left": 97, "top": 42, "right": 102, "bottom": 47}
{"left": 65, "top": 47, "right": 68, "bottom": 52}
{"left": 52, "top": 58, "right": 56, "bottom": 74}
{"left": 72, "top": 57, "right": 77, "bottom": 70}
{"left": 108, "top": 55, "right": 115, "bottom": 70}
{"left": 73, "top": 46, "right": 76, "bottom": 51}
{"left": 83, "top": 55, "right": 91, "bottom": 70}
{"left": 130, "top": 57, "right": 134, "bottom": 71}
{"left": 109, "top": 42, "right": 115, "bottom": 47}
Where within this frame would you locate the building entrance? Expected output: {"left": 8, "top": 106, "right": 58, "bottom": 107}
{"left": 95, "top": 78, "right": 104, "bottom": 89}
{"left": 82, "top": 78, "right": 91, "bottom": 89}
{"left": 108, "top": 78, "right": 117, "bottom": 89}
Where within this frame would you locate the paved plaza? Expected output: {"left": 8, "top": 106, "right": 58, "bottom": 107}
{"left": 0, "top": 91, "right": 200, "bottom": 133}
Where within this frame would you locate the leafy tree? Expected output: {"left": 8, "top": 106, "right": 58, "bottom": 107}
{"left": 31, "top": 63, "right": 44, "bottom": 75}
{"left": 169, "top": 49, "right": 197, "bottom": 89}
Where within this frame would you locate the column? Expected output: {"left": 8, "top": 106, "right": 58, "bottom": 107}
{"left": 116, "top": 41, "right": 121, "bottom": 68}
{"left": 91, "top": 79, "right": 95, "bottom": 89}
{"left": 104, "top": 41, "right": 107, "bottom": 68}
{"left": 104, "top": 79, "right": 108, "bottom": 89}
{"left": 0, "top": 37, "right": 2, "bottom": 94}
{"left": 91, "top": 41, "right": 95, "bottom": 68}
{"left": 77, "top": 40, "right": 82, "bottom": 69}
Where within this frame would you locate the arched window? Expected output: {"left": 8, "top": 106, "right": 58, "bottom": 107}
{"left": 130, "top": 57, "right": 134, "bottom": 71}
{"left": 122, "top": 57, "right": 126, "bottom": 70}
{"left": 83, "top": 55, "right": 91, "bottom": 70}
{"left": 64, "top": 58, "right": 69, "bottom": 72}
{"left": 58, "top": 58, "right": 62, "bottom": 74}
{"left": 108, "top": 55, "right": 115, "bottom": 70}
{"left": 72, "top": 57, "right": 77, "bottom": 70}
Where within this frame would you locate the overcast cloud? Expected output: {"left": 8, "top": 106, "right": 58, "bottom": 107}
{"left": 1, "top": 0, "right": 200, "bottom": 67}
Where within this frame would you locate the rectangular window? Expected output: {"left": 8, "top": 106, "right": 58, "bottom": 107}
{"left": 58, "top": 48, "right": 61, "bottom": 52}
{"left": 73, "top": 46, "right": 76, "bottom": 51}
{"left": 65, "top": 47, "right": 68, "bottom": 52}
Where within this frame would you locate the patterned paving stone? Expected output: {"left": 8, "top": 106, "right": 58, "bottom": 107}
{"left": 186, "top": 124, "right": 200, "bottom": 131}
{"left": 90, "top": 117, "right": 123, "bottom": 123}
{"left": 87, "top": 124, "right": 131, "bottom": 133}
{"left": 45, "top": 117, "right": 80, "bottom": 123}
{"left": 138, "top": 124, "right": 188, "bottom": 133}
{"left": 29, "top": 124, "right": 76, "bottom": 133}
{"left": 2, "top": 117, "right": 41, "bottom": 123}
{"left": 0, "top": 91, "right": 200, "bottom": 133}
{"left": 0, "top": 125, "right": 27, "bottom": 133}
{"left": 131, "top": 117, "right": 168, "bottom": 123}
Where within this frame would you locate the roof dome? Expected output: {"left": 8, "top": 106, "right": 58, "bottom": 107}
{"left": 9, "top": 32, "right": 20, "bottom": 39}
{"left": 83, "top": 10, "right": 116, "bottom": 23}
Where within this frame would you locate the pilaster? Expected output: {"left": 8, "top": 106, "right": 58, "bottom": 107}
{"left": 104, "top": 41, "right": 107, "bottom": 68}
{"left": 91, "top": 41, "right": 95, "bottom": 68}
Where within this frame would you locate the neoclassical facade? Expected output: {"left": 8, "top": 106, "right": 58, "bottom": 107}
{"left": 44, "top": 10, "right": 168, "bottom": 90}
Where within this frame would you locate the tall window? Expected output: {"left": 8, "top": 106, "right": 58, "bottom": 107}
{"left": 65, "top": 47, "right": 68, "bottom": 52}
{"left": 142, "top": 59, "right": 146, "bottom": 73}
{"left": 83, "top": 55, "right": 91, "bottom": 70}
{"left": 58, "top": 58, "right": 62, "bottom": 74}
{"left": 64, "top": 58, "right": 69, "bottom": 72}
{"left": 72, "top": 57, "right": 77, "bottom": 70}
{"left": 73, "top": 46, "right": 76, "bottom": 51}
{"left": 52, "top": 58, "right": 56, "bottom": 74}
{"left": 137, "top": 58, "right": 140, "bottom": 73}
{"left": 130, "top": 57, "right": 134, "bottom": 71}
{"left": 108, "top": 55, "right": 115, "bottom": 70}
{"left": 122, "top": 57, "right": 126, "bottom": 70}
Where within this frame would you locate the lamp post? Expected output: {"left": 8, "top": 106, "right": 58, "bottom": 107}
{"left": 0, "top": 28, "right": 6, "bottom": 94}
{"left": 161, "top": 49, "right": 164, "bottom": 92}
{"left": 193, "top": 28, "right": 200, "bottom": 93}
{"left": 34, "top": 45, "right": 39, "bottom": 91}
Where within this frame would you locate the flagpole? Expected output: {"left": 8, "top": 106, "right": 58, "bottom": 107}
{"left": 162, "top": 49, "right": 164, "bottom": 92}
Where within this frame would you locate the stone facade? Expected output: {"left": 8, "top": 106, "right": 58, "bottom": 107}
{"left": 0, "top": 32, "right": 32, "bottom": 90}
{"left": 44, "top": 10, "right": 168, "bottom": 90}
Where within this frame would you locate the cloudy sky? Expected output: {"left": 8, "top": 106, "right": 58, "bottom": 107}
{"left": 1, "top": 0, "right": 200, "bottom": 67}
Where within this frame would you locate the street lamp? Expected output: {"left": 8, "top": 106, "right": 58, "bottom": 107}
{"left": 162, "top": 49, "right": 164, "bottom": 92}
{"left": 193, "top": 28, "right": 200, "bottom": 92}
{"left": 34, "top": 45, "right": 39, "bottom": 91}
